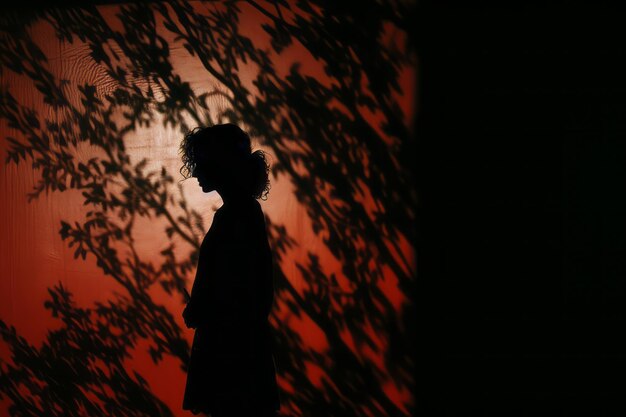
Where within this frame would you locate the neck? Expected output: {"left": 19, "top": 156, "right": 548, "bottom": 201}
{"left": 217, "top": 187, "right": 250, "bottom": 205}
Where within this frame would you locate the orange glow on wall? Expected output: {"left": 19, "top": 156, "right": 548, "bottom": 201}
{"left": 0, "top": 2, "right": 416, "bottom": 416}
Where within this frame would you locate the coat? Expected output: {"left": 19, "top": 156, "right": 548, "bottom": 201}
{"left": 182, "top": 196, "right": 280, "bottom": 416}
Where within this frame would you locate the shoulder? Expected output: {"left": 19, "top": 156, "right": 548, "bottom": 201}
{"left": 243, "top": 199, "right": 266, "bottom": 230}
{"left": 215, "top": 199, "right": 264, "bottom": 232}
{"left": 249, "top": 199, "right": 267, "bottom": 231}
{"left": 219, "top": 198, "right": 263, "bottom": 218}
{"left": 250, "top": 198, "right": 264, "bottom": 219}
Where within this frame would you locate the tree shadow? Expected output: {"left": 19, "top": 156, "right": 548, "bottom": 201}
{"left": 0, "top": 1, "right": 416, "bottom": 416}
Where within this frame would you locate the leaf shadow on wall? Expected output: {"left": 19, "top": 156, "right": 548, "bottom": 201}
{"left": 0, "top": 2, "right": 417, "bottom": 416}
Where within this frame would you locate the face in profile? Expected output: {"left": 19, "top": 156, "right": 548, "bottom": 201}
{"left": 191, "top": 156, "right": 219, "bottom": 193}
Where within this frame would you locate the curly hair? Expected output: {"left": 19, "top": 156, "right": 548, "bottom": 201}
{"left": 179, "top": 124, "right": 271, "bottom": 200}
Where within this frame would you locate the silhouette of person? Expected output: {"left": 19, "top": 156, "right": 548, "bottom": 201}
{"left": 179, "top": 124, "right": 280, "bottom": 417}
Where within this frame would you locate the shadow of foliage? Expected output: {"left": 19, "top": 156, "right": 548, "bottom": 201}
{"left": 0, "top": 283, "right": 174, "bottom": 417}
{"left": 1, "top": 1, "right": 416, "bottom": 416}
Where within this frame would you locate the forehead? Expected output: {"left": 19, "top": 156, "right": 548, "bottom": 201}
{"left": 191, "top": 142, "right": 216, "bottom": 162}
{"left": 192, "top": 155, "right": 214, "bottom": 169}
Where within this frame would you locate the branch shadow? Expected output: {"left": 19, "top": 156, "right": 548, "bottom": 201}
{"left": 0, "top": 1, "right": 416, "bottom": 416}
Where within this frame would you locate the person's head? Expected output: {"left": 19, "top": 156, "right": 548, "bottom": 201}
{"left": 179, "top": 123, "right": 270, "bottom": 200}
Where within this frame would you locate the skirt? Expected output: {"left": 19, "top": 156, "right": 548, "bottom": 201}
{"left": 183, "top": 321, "right": 280, "bottom": 416}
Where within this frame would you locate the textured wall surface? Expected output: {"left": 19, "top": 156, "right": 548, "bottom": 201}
{"left": 0, "top": 2, "right": 416, "bottom": 416}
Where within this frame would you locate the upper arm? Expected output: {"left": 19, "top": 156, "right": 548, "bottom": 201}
{"left": 209, "top": 205, "right": 273, "bottom": 318}
{"left": 211, "top": 214, "right": 257, "bottom": 300}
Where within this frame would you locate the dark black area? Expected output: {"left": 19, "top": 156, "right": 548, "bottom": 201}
{"left": 417, "top": 5, "right": 626, "bottom": 416}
